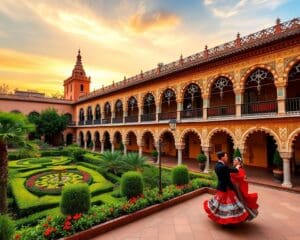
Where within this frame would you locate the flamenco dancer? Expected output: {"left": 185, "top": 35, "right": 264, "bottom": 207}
{"left": 230, "top": 157, "right": 259, "bottom": 220}
{"left": 203, "top": 151, "right": 249, "bottom": 225}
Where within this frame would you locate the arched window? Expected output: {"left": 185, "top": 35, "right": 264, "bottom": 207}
{"left": 113, "top": 100, "right": 123, "bottom": 123}
{"left": 94, "top": 104, "right": 101, "bottom": 124}
{"left": 160, "top": 89, "right": 177, "bottom": 120}
{"left": 103, "top": 102, "right": 112, "bottom": 124}
{"left": 182, "top": 84, "right": 202, "bottom": 119}
{"left": 142, "top": 93, "right": 156, "bottom": 121}
{"left": 126, "top": 97, "right": 138, "bottom": 122}
{"left": 79, "top": 108, "right": 84, "bottom": 125}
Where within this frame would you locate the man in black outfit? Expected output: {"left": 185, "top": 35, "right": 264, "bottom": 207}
{"left": 215, "top": 151, "right": 238, "bottom": 192}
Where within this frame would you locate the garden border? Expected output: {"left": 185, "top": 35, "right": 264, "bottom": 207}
{"left": 63, "top": 187, "right": 216, "bottom": 240}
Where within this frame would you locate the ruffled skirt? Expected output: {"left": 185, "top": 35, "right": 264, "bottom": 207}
{"left": 203, "top": 190, "right": 249, "bottom": 225}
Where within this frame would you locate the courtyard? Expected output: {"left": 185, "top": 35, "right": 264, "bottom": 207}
{"left": 92, "top": 185, "right": 300, "bottom": 240}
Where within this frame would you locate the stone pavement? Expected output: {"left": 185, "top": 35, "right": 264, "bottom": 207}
{"left": 92, "top": 185, "right": 300, "bottom": 240}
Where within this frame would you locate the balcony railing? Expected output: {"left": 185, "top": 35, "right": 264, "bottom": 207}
{"left": 78, "top": 121, "right": 84, "bottom": 125}
{"left": 158, "top": 111, "right": 177, "bottom": 120}
{"left": 286, "top": 97, "right": 300, "bottom": 112}
{"left": 85, "top": 120, "right": 93, "bottom": 125}
{"left": 102, "top": 118, "right": 111, "bottom": 124}
{"left": 93, "top": 119, "right": 101, "bottom": 124}
{"left": 180, "top": 108, "right": 202, "bottom": 119}
{"left": 67, "top": 121, "right": 76, "bottom": 126}
{"left": 113, "top": 117, "right": 123, "bottom": 123}
{"left": 242, "top": 100, "right": 277, "bottom": 114}
{"left": 141, "top": 113, "right": 156, "bottom": 122}
{"left": 125, "top": 115, "right": 138, "bottom": 123}
{"left": 207, "top": 105, "right": 235, "bottom": 117}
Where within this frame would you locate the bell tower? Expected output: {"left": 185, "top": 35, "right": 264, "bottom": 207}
{"left": 64, "top": 50, "right": 90, "bottom": 101}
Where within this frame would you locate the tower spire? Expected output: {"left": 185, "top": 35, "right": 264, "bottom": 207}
{"left": 72, "top": 49, "right": 86, "bottom": 78}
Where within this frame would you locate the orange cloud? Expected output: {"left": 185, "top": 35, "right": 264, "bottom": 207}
{"left": 128, "top": 10, "right": 180, "bottom": 33}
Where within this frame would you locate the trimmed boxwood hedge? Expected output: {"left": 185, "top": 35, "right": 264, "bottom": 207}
{"left": 172, "top": 165, "right": 189, "bottom": 185}
{"left": 121, "top": 171, "right": 143, "bottom": 199}
{"left": 60, "top": 184, "right": 91, "bottom": 215}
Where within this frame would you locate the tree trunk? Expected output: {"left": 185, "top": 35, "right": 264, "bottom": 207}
{"left": 0, "top": 141, "right": 8, "bottom": 213}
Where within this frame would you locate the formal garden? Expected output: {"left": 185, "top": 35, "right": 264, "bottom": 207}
{"left": 0, "top": 111, "right": 217, "bottom": 240}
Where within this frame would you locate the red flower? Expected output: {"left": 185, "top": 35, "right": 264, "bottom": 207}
{"left": 73, "top": 213, "right": 82, "bottom": 220}
{"left": 129, "top": 197, "right": 137, "bottom": 204}
{"left": 44, "top": 227, "right": 54, "bottom": 237}
{"left": 14, "top": 234, "right": 21, "bottom": 240}
{"left": 66, "top": 215, "right": 72, "bottom": 221}
{"left": 47, "top": 216, "right": 52, "bottom": 221}
{"left": 43, "top": 223, "right": 49, "bottom": 228}
{"left": 63, "top": 220, "right": 72, "bottom": 231}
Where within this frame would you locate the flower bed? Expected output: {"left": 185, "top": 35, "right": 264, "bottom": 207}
{"left": 25, "top": 169, "right": 93, "bottom": 196}
{"left": 15, "top": 178, "right": 217, "bottom": 240}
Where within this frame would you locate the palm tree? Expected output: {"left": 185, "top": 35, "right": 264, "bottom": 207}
{"left": 123, "top": 152, "right": 147, "bottom": 172}
{"left": 0, "top": 112, "right": 34, "bottom": 213}
{"left": 98, "top": 151, "right": 127, "bottom": 175}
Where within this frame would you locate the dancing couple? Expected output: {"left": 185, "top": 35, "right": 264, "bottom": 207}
{"left": 203, "top": 151, "right": 258, "bottom": 225}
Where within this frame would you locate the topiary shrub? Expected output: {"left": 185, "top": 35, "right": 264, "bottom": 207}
{"left": 0, "top": 214, "right": 15, "bottom": 240}
{"left": 172, "top": 165, "right": 189, "bottom": 185}
{"left": 60, "top": 184, "right": 91, "bottom": 215}
{"left": 233, "top": 148, "right": 242, "bottom": 159}
{"left": 121, "top": 171, "right": 143, "bottom": 199}
{"left": 65, "top": 145, "right": 86, "bottom": 162}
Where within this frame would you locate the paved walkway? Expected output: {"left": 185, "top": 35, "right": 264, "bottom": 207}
{"left": 92, "top": 185, "right": 300, "bottom": 240}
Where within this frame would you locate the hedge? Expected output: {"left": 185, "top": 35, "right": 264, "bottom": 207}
{"left": 91, "top": 193, "right": 126, "bottom": 205}
{"left": 121, "top": 171, "right": 143, "bottom": 199}
{"left": 172, "top": 165, "right": 189, "bottom": 185}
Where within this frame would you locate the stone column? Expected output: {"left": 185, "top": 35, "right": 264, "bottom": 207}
{"left": 176, "top": 144, "right": 185, "bottom": 165}
{"left": 280, "top": 152, "right": 293, "bottom": 188}
{"left": 111, "top": 142, "right": 115, "bottom": 153}
{"left": 156, "top": 105, "right": 161, "bottom": 123}
{"left": 123, "top": 110, "right": 128, "bottom": 123}
{"left": 202, "top": 146, "right": 211, "bottom": 173}
{"left": 235, "top": 92, "right": 242, "bottom": 118}
{"left": 92, "top": 139, "right": 95, "bottom": 152}
{"left": 123, "top": 143, "right": 127, "bottom": 155}
{"left": 101, "top": 140, "right": 104, "bottom": 153}
{"left": 277, "top": 86, "right": 286, "bottom": 116}
{"left": 138, "top": 105, "right": 142, "bottom": 123}
{"left": 138, "top": 144, "right": 143, "bottom": 157}
{"left": 203, "top": 97, "right": 209, "bottom": 120}
{"left": 177, "top": 101, "right": 182, "bottom": 121}
{"left": 111, "top": 111, "right": 115, "bottom": 123}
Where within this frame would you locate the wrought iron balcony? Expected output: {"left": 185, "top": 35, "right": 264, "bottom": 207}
{"left": 180, "top": 108, "right": 202, "bottom": 119}
{"left": 78, "top": 121, "right": 85, "bottom": 125}
{"left": 242, "top": 100, "right": 277, "bottom": 114}
{"left": 85, "top": 120, "right": 93, "bottom": 125}
{"left": 125, "top": 115, "right": 138, "bottom": 123}
{"left": 158, "top": 111, "right": 177, "bottom": 120}
{"left": 113, "top": 117, "right": 123, "bottom": 123}
{"left": 102, "top": 118, "right": 111, "bottom": 124}
{"left": 67, "top": 121, "right": 76, "bottom": 126}
{"left": 93, "top": 119, "right": 101, "bottom": 124}
{"left": 207, "top": 105, "right": 235, "bottom": 117}
{"left": 286, "top": 97, "right": 300, "bottom": 112}
{"left": 141, "top": 113, "right": 156, "bottom": 121}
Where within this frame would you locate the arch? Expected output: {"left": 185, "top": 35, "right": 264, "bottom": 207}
{"left": 159, "top": 130, "right": 176, "bottom": 157}
{"left": 180, "top": 81, "right": 202, "bottom": 101}
{"left": 94, "top": 104, "right": 101, "bottom": 121}
{"left": 159, "top": 88, "right": 177, "bottom": 120}
{"left": 142, "top": 91, "right": 157, "bottom": 104}
{"left": 86, "top": 131, "right": 92, "bottom": 148}
{"left": 66, "top": 133, "right": 73, "bottom": 145}
{"left": 241, "top": 127, "right": 281, "bottom": 151}
{"left": 286, "top": 59, "right": 300, "bottom": 112}
{"left": 103, "top": 102, "right": 112, "bottom": 123}
{"left": 179, "top": 128, "right": 203, "bottom": 144}
{"left": 125, "top": 131, "right": 138, "bottom": 152}
{"left": 158, "top": 128, "right": 176, "bottom": 141}
{"left": 102, "top": 130, "right": 111, "bottom": 151}
{"left": 158, "top": 87, "right": 177, "bottom": 105}
{"left": 79, "top": 131, "right": 84, "bottom": 148}
{"left": 94, "top": 131, "right": 101, "bottom": 151}
{"left": 207, "top": 128, "right": 237, "bottom": 147}
{"left": 64, "top": 113, "right": 73, "bottom": 124}
{"left": 86, "top": 106, "right": 93, "bottom": 121}
{"left": 207, "top": 74, "right": 235, "bottom": 98}
{"left": 287, "top": 128, "right": 300, "bottom": 153}
{"left": 240, "top": 64, "right": 278, "bottom": 92}
{"left": 141, "top": 129, "right": 156, "bottom": 144}
{"left": 283, "top": 55, "right": 300, "bottom": 84}
{"left": 79, "top": 108, "right": 84, "bottom": 122}
{"left": 181, "top": 83, "right": 203, "bottom": 118}
{"left": 142, "top": 92, "right": 156, "bottom": 121}
{"left": 141, "top": 130, "right": 156, "bottom": 153}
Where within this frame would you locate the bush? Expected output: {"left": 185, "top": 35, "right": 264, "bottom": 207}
{"left": 172, "top": 165, "right": 189, "bottom": 185}
{"left": 151, "top": 150, "right": 158, "bottom": 158}
{"left": 121, "top": 171, "right": 143, "bottom": 199}
{"left": 233, "top": 148, "right": 242, "bottom": 158}
{"left": 65, "top": 145, "right": 86, "bottom": 162}
{"left": 196, "top": 153, "right": 207, "bottom": 163}
{"left": 0, "top": 214, "right": 15, "bottom": 240}
{"left": 60, "top": 184, "right": 91, "bottom": 215}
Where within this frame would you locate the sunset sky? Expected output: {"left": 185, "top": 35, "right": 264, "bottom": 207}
{"left": 0, "top": 0, "right": 299, "bottom": 95}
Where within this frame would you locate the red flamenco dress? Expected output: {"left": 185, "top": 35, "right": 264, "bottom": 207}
{"left": 203, "top": 190, "right": 249, "bottom": 225}
{"left": 230, "top": 168, "right": 259, "bottom": 211}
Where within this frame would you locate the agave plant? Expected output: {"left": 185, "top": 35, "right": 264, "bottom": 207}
{"left": 122, "top": 152, "right": 147, "bottom": 172}
{"left": 98, "top": 151, "right": 127, "bottom": 175}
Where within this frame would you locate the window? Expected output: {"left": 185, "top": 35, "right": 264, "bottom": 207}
{"left": 80, "top": 84, "right": 84, "bottom": 92}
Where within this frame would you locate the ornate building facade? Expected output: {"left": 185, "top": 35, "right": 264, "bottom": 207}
{"left": 1, "top": 18, "right": 300, "bottom": 188}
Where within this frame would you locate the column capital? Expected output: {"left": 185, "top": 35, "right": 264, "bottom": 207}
{"left": 279, "top": 151, "right": 292, "bottom": 159}
{"left": 175, "top": 143, "right": 185, "bottom": 150}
